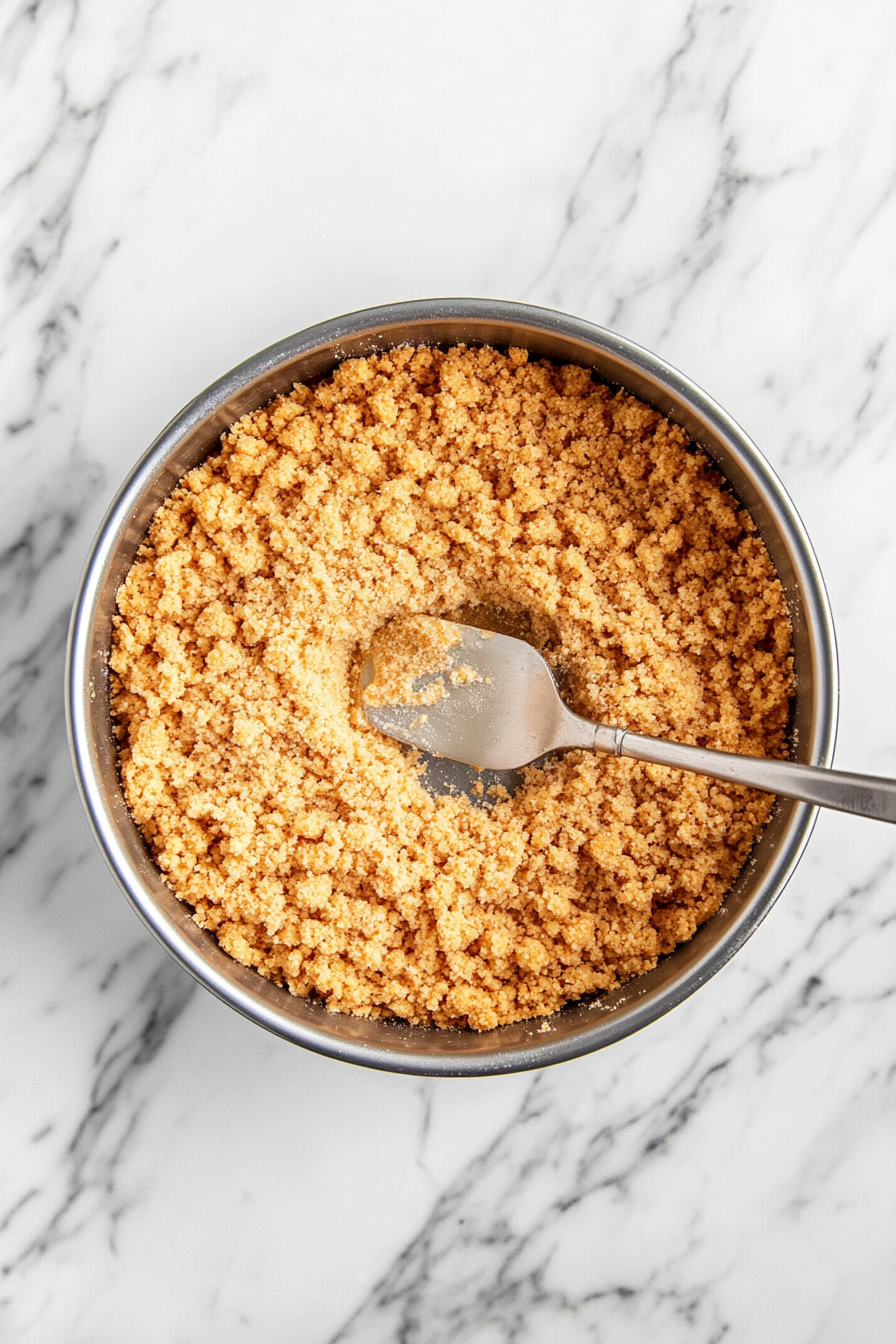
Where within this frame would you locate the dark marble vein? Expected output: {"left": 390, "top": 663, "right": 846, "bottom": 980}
{"left": 330, "top": 1047, "right": 738, "bottom": 1344}
{"left": 0, "top": 607, "right": 68, "bottom": 872}
{"left": 0, "top": 454, "right": 106, "bottom": 621}
{"left": 526, "top": 1, "right": 793, "bottom": 341}
{"left": 0, "top": 956, "right": 195, "bottom": 1281}
{"left": 1, "top": 1, "right": 158, "bottom": 305}
{"left": 1, "top": 1, "right": 157, "bottom": 629}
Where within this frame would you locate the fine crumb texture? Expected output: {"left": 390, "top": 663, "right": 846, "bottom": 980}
{"left": 110, "top": 345, "right": 793, "bottom": 1031}
{"left": 363, "top": 614, "right": 460, "bottom": 708}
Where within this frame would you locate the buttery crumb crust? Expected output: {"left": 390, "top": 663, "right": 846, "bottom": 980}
{"left": 110, "top": 345, "right": 792, "bottom": 1030}
{"left": 362, "top": 613, "right": 461, "bottom": 708}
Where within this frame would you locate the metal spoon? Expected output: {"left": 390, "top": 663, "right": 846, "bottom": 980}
{"left": 361, "top": 618, "right": 896, "bottom": 824}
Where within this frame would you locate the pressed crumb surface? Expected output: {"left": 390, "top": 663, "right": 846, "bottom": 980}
{"left": 363, "top": 614, "right": 461, "bottom": 708}
{"left": 111, "top": 345, "right": 793, "bottom": 1031}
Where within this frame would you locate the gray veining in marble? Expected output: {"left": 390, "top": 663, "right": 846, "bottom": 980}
{"left": 2, "top": 1, "right": 896, "bottom": 1340}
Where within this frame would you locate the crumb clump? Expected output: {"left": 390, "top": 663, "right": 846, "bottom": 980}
{"left": 363, "top": 614, "right": 460, "bottom": 707}
{"left": 110, "top": 344, "right": 793, "bottom": 1031}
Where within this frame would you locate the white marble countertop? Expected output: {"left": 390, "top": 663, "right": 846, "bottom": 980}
{"left": 3, "top": 1, "right": 896, "bottom": 1339}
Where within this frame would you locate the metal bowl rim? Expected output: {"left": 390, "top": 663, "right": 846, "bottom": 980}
{"left": 66, "top": 297, "right": 838, "bottom": 1076}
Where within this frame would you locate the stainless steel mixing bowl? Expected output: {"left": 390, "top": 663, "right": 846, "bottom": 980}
{"left": 66, "top": 299, "right": 838, "bottom": 1075}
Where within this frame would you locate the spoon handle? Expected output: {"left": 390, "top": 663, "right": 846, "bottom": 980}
{"left": 591, "top": 725, "right": 896, "bottom": 824}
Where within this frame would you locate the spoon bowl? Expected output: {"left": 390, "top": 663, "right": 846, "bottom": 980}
{"left": 361, "top": 619, "right": 594, "bottom": 771}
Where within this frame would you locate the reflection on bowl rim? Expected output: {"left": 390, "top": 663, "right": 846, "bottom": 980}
{"left": 66, "top": 299, "right": 838, "bottom": 1076}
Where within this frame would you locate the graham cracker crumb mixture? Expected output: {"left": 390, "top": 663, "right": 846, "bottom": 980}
{"left": 363, "top": 614, "right": 460, "bottom": 707}
{"left": 110, "top": 345, "right": 793, "bottom": 1031}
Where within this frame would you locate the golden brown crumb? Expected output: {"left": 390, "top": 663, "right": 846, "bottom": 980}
{"left": 110, "top": 345, "right": 793, "bottom": 1031}
{"left": 362, "top": 614, "right": 460, "bottom": 707}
